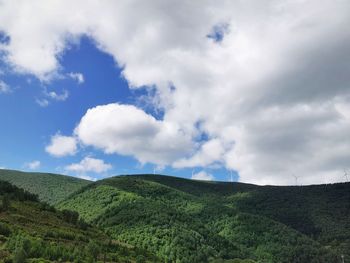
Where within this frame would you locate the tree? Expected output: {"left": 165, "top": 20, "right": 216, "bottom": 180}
{"left": 78, "top": 218, "right": 89, "bottom": 230}
{"left": 62, "top": 209, "right": 79, "bottom": 224}
{"left": 0, "top": 222, "right": 11, "bottom": 236}
{"left": 2, "top": 194, "right": 10, "bottom": 211}
{"left": 136, "top": 255, "right": 146, "bottom": 263}
{"left": 13, "top": 248, "right": 26, "bottom": 263}
{"left": 87, "top": 240, "right": 100, "bottom": 261}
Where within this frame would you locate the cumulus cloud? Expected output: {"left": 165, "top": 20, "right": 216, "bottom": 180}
{"left": 65, "top": 157, "right": 111, "bottom": 174}
{"left": 25, "top": 160, "right": 40, "bottom": 170}
{"left": 191, "top": 171, "right": 215, "bottom": 181}
{"left": 1, "top": 1, "right": 350, "bottom": 184}
{"left": 68, "top": 72, "right": 84, "bottom": 84}
{"left": 0, "top": 80, "right": 10, "bottom": 93}
{"left": 45, "top": 134, "right": 77, "bottom": 157}
{"left": 174, "top": 138, "right": 227, "bottom": 168}
{"left": 74, "top": 103, "right": 193, "bottom": 165}
{"left": 0, "top": 0, "right": 228, "bottom": 79}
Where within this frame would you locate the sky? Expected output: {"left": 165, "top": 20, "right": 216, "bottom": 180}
{"left": 0, "top": 0, "right": 349, "bottom": 185}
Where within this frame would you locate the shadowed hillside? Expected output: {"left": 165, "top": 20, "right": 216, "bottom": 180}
{"left": 0, "top": 169, "right": 91, "bottom": 205}
{"left": 0, "top": 179, "right": 160, "bottom": 262}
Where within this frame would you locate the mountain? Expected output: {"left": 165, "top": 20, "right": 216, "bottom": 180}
{"left": 0, "top": 169, "right": 91, "bottom": 205}
{"left": 0, "top": 169, "right": 348, "bottom": 262}
{"left": 0, "top": 179, "right": 159, "bottom": 262}
{"left": 58, "top": 174, "right": 350, "bottom": 263}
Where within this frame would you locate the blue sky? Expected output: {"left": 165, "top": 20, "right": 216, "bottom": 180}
{"left": 0, "top": 36, "right": 234, "bottom": 182}
{"left": 0, "top": 1, "right": 349, "bottom": 185}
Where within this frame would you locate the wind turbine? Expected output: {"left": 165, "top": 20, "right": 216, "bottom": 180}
{"left": 292, "top": 174, "right": 300, "bottom": 186}
{"left": 343, "top": 169, "right": 349, "bottom": 182}
{"left": 230, "top": 170, "right": 233, "bottom": 183}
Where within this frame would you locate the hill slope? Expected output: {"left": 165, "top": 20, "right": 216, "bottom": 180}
{"left": 0, "top": 169, "right": 91, "bottom": 204}
{"left": 59, "top": 174, "right": 350, "bottom": 263}
{"left": 0, "top": 179, "right": 159, "bottom": 262}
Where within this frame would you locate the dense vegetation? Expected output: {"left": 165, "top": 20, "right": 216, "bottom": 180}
{"left": 0, "top": 179, "right": 160, "bottom": 262}
{"left": 59, "top": 174, "right": 350, "bottom": 263}
{"left": 1, "top": 170, "right": 348, "bottom": 262}
{"left": 0, "top": 169, "right": 91, "bottom": 204}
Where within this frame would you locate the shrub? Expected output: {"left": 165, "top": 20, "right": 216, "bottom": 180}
{"left": 0, "top": 222, "right": 11, "bottom": 236}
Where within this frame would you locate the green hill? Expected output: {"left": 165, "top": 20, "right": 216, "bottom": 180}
{"left": 0, "top": 179, "right": 159, "bottom": 262}
{"left": 58, "top": 174, "right": 350, "bottom": 263}
{"left": 1, "top": 169, "right": 348, "bottom": 262}
{"left": 0, "top": 169, "right": 91, "bottom": 205}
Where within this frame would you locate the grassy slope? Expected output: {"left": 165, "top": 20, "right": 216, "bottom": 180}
{"left": 0, "top": 180, "right": 160, "bottom": 262}
{"left": 59, "top": 174, "right": 350, "bottom": 263}
{"left": 0, "top": 169, "right": 91, "bottom": 205}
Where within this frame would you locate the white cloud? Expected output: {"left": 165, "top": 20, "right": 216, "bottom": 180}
{"left": 0, "top": 0, "right": 226, "bottom": 79}
{"left": 174, "top": 138, "right": 227, "bottom": 168}
{"left": 191, "top": 171, "right": 215, "bottom": 181}
{"left": 36, "top": 98, "right": 49, "bottom": 107}
{"left": 1, "top": 1, "right": 350, "bottom": 184}
{"left": 68, "top": 72, "right": 84, "bottom": 84}
{"left": 65, "top": 157, "right": 111, "bottom": 174}
{"left": 0, "top": 80, "right": 10, "bottom": 93}
{"left": 36, "top": 89, "right": 69, "bottom": 107}
{"left": 46, "top": 89, "right": 69, "bottom": 101}
{"left": 76, "top": 174, "right": 97, "bottom": 181}
{"left": 45, "top": 134, "right": 77, "bottom": 157}
{"left": 25, "top": 160, "right": 40, "bottom": 170}
{"left": 74, "top": 103, "right": 193, "bottom": 165}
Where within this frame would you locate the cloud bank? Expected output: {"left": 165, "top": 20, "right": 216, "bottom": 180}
{"left": 1, "top": 0, "right": 350, "bottom": 184}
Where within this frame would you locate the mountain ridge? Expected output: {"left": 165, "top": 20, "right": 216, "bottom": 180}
{"left": 1, "top": 169, "right": 349, "bottom": 262}
{"left": 59, "top": 174, "right": 350, "bottom": 262}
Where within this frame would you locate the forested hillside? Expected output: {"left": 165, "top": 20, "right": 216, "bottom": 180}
{"left": 59, "top": 174, "right": 350, "bottom": 263}
{"left": 0, "top": 169, "right": 91, "bottom": 204}
{"left": 0, "top": 170, "right": 348, "bottom": 262}
{"left": 0, "top": 180, "right": 159, "bottom": 262}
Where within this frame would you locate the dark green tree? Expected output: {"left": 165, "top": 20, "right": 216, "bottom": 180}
{"left": 2, "top": 194, "right": 10, "bottom": 211}
{"left": 87, "top": 240, "right": 100, "bottom": 261}
{"left": 13, "top": 248, "right": 27, "bottom": 263}
{"left": 62, "top": 209, "right": 79, "bottom": 224}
